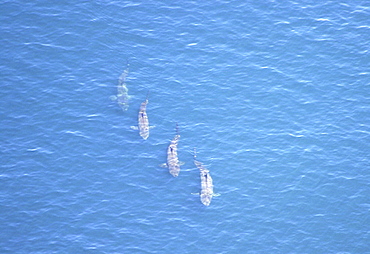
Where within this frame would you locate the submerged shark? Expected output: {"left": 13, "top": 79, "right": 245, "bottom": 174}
{"left": 160, "top": 123, "right": 183, "bottom": 177}
{"left": 131, "top": 92, "right": 153, "bottom": 140}
{"left": 111, "top": 63, "right": 130, "bottom": 111}
{"left": 193, "top": 148, "right": 219, "bottom": 206}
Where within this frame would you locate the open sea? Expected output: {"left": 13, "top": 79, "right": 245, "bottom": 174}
{"left": 1, "top": 1, "right": 369, "bottom": 253}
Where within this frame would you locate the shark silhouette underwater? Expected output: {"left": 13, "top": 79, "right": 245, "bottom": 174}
{"left": 160, "top": 123, "right": 184, "bottom": 177}
{"left": 192, "top": 148, "right": 220, "bottom": 206}
{"left": 131, "top": 92, "right": 154, "bottom": 140}
{"left": 111, "top": 63, "right": 130, "bottom": 111}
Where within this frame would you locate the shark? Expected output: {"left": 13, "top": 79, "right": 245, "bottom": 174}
{"left": 160, "top": 123, "right": 183, "bottom": 177}
{"left": 193, "top": 148, "right": 219, "bottom": 206}
{"left": 131, "top": 92, "right": 153, "bottom": 140}
{"left": 111, "top": 63, "right": 130, "bottom": 111}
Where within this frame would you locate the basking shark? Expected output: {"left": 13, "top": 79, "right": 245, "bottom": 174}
{"left": 160, "top": 123, "right": 183, "bottom": 177}
{"left": 131, "top": 92, "right": 153, "bottom": 140}
{"left": 193, "top": 148, "right": 219, "bottom": 206}
{"left": 111, "top": 63, "right": 130, "bottom": 111}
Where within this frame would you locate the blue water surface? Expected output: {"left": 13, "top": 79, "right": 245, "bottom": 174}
{"left": 1, "top": 0, "right": 369, "bottom": 253}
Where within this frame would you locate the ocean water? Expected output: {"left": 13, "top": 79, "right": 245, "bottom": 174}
{"left": 1, "top": 0, "right": 369, "bottom": 253}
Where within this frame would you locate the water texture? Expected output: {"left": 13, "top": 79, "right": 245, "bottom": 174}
{"left": 1, "top": 0, "right": 369, "bottom": 253}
